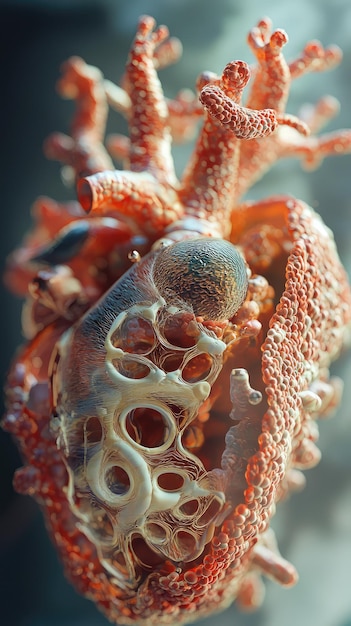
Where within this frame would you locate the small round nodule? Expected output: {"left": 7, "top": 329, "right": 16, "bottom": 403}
{"left": 152, "top": 238, "right": 248, "bottom": 320}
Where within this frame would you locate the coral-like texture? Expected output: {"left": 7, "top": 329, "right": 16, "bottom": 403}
{"left": 3, "top": 15, "right": 351, "bottom": 626}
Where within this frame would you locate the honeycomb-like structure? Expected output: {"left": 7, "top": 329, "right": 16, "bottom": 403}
{"left": 52, "top": 239, "right": 248, "bottom": 584}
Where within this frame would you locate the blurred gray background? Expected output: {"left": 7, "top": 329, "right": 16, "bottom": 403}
{"left": 0, "top": 1, "right": 350, "bottom": 626}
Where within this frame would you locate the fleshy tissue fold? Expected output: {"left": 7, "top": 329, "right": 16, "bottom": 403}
{"left": 3, "top": 14, "right": 351, "bottom": 626}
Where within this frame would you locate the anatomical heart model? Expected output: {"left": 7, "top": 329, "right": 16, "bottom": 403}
{"left": 3, "top": 14, "right": 351, "bottom": 626}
